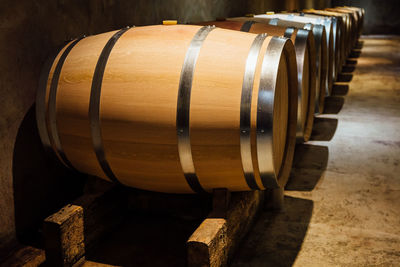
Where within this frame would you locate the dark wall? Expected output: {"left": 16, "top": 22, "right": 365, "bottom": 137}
{"left": 246, "top": 0, "right": 332, "bottom": 14}
{"left": 0, "top": 0, "right": 247, "bottom": 257}
{"left": 332, "top": 0, "right": 400, "bottom": 34}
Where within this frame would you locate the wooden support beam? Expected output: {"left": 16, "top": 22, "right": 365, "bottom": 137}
{"left": 0, "top": 245, "right": 45, "bottom": 267}
{"left": 187, "top": 190, "right": 264, "bottom": 267}
{"left": 43, "top": 184, "right": 127, "bottom": 267}
{"left": 43, "top": 204, "right": 85, "bottom": 266}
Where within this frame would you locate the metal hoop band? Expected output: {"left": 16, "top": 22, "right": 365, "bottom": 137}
{"left": 47, "top": 38, "right": 84, "bottom": 169}
{"left": 89, "top": 27, "right": 131, "bottom": 184}
{"left": 240, "top": 21, "right": 256, "bottom": 32}
{"left": 256, "top": 36, "right": 289, "bottom": 188}
{"left": 36, "top": 43, "right": 70, "bottom": 160}
{"left": 177, "top": 26, "right": 215, "bottom": 194}
{"left": 240, "top": 33, "right": 267, "bottom": 190}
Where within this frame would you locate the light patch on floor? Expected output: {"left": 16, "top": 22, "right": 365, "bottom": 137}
{"left": 232, "top": 36, "right": 400, "bottom": 266}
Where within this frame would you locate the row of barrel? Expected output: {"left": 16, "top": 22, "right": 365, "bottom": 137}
{"left": 36, "top": 6, "right": 364, "bottom": 194}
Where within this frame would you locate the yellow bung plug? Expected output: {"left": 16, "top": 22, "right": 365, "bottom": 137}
{"left": 163, "top": 20, "right": 177, "bottom": 25}
{"left": 266, "top": 11, "right": 275, "bottom": 15}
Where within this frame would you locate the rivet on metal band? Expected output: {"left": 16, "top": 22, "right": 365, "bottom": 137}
{"left": 240, "top": 21, "right": 256, "bottom": 32}
{"left": 48, "top": 38, "right": 84, "bottom": 169}
{"left": 283, "top": 27, "right": 295, "bottom": 39}
{"left": 240, "top": 33, "right": 267, "bottom": 190}
{"left": 177, "top": 26, "right": 215, "bottom": 194}
{"left": 256, "top": 36, "right": 288, "bottom": 188}
{"left": 89, "top": 27, "right": 131, "bottom": 184}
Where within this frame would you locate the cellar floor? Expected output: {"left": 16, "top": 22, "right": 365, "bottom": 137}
{"left": 232, "top": 36, "right": 400, "bottom": 266}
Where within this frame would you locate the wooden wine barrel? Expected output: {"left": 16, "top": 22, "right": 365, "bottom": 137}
{"left": 289, "top": 13, "right": 340, "bottom": 84}
{"left": 303, "top": 9, "right": 348, "bottom": 67}
{"left": 195, "top": 20, "right": 315, "bottom": 142}
{"left": 294, "top": 12, "right": 343, "bottom": 81}
{"left": 325, "top": 8, "right": 356, "bottom": 52}
{"left": 239, "top": 15, "right": 327, "bottom": 114}
{"left": 258, "top": 13, "right": 335, "bottom": 95}
{"left": 328, "top": 7, "right": 361, "bottom": 43}
{"left": 36, "top": 25, "right": 298, "bottom": 194}
{"left": 342, "top": 6, "right": 364, "bottom": 36}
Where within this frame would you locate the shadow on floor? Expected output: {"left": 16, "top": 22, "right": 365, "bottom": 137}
{"left": 231, "top": 196, "right": 313, "bottom": 267}
{"left": 337, "top": 73, "right": 353, "bottom": 82}
{"left": 13, "top": 104, "right": 86, "bottom": 247}
{"left": 85, "top": 212, "right": 203, "bottom": 267}
{"left": 355, "top": 40, "right": 364, "bottom": 49}
{"left": 285, "top": 144, "right": 329, "bottom": 191}
{"left": 350, "top": 49, "right": 362, "bottom": 58}
{"left": 310, "top": 117, "right": 338, "bottom": 141}
{"left": 331, "top": 83, "right": 349, "bottom": 96}
{"left": 341, "top": 65, "right": 356, "bottom": 73}
{"left": 323, "top": 96, "right": 345, "bottom": 114}
{"left": 346, "top": 58, "right": 358, "bottom": 65}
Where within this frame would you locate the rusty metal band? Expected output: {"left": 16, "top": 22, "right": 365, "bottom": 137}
{"left": 47, "top": 38, "right": 84, "bottom": 169}
{"left": 177, "top": 26, "right": 215, "bottom": 194}
{"left": 256, "top": 36, "right": 288, "bottom": 188}
{"left": 240, "top": 33, "right": 267, "bottom": 190}
{"left": 89, "top": 27, "right": 131, "bottom": 184}
{"left": 240, "top": 21, "right": 256, "bottom": 32}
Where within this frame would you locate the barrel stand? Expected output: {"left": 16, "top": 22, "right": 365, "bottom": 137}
{"left": 42, "top": 182, "right": 281, "bottom": 267}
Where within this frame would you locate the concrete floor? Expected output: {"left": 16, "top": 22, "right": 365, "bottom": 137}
{"left": 232, "top": 36, "right": 400, "bottom": 266}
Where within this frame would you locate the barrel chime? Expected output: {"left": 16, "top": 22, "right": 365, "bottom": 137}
{"left": 36, "top": 6, "right": 364, "bottom": 194}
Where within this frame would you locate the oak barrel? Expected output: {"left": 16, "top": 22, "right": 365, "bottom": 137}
{"left": 36, "top": 25, "right": 298, "bottom": 193}
{"left": 196, "top": 20, "right": 315, "bottom": 142}
{"left": 320, "top": 9, "right": 353, "bottom": 56}
{"left": 258, "top": 13, "right": 335, "bottom": 95}
{"left": 326, "top": 7, "right": 360, "bottom": 48}
{"left": 238, "top": 15, "right": 327, "bottom": 114}
{"left": 341, "top": 6, "right": 364, "bottom": 37}
{"left": 304, "top": 9, "right": 351, "bottom": 64}
{"left": 298, "top": 12, "right": 344, "bottom": 78}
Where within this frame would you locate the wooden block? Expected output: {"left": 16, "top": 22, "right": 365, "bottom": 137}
{"left": 0, "top": 245, "right": 45, "bottom": 267}
{"left": 43, "top": 204, "right": 85, "bottom": 266}
{"left": 187, "top": 190, "right": 264, "bottom": 267}
{"left": 74, "top": 187, "right": 127, "bottom": 251}
{"left": 43, "top": 183, "right": 127, "bottom": 266}
{"left": 187, "top": 219, "right": 227, "bottom": 267}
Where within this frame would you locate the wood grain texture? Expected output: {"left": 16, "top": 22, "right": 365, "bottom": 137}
{"left": 44, "top": 41, "right": 74, "bottom": 168}
{"left": 57, "top": 31, "right": 119, "bottom": 180}
{"left": 272, "top": 54, "right": 289, "bottom": 174}
{"left": 43, "top": 204, "right": 84, "bottom": 266}
{"left": 187, "top": 190, "right": 264, "bottom": 267}
{"left": 218, "top": 18, "right": 316, "bottom": 141}
{"left": 42, "top": 25, "right": 296, "bottom": 193}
